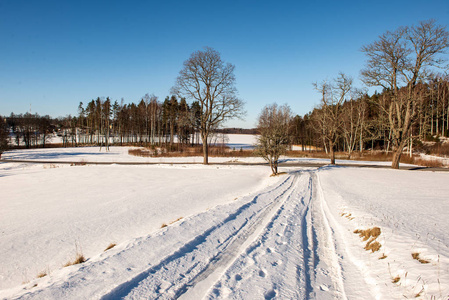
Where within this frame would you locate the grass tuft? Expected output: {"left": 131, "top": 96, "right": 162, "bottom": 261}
{"left": 379, "top": 253, "right": 388, "bottom": 260}
{"left": 104, "top": 243, "right": 117, "bottom": 251}
{"left": 354, "top": 227, "right": 381, "bottom": 241}
{"left": 36, "top": 271, "right": 47, "bottom": 278}
{"left": 411, "top": 252, "right": 430, "bottom": 264}
{"left": 64, "top": 253, "right": 86, "bottom": 267}
{"left": 365, "top": 239, "right": 382, "bottom": 252}
{"left": 392, "top": 275, "right": 401, "bottom": 284}
{"left": 169, "top": 217, "right": 183, "bottom": 225}
{"left": 354, "top": 227, "right": 382, "bottom": 253}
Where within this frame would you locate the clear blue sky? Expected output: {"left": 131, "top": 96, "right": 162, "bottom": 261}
{"left": 1, "top": 0, "right": 448, "bottom": 128}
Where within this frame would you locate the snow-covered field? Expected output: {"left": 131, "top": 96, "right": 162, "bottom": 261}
{"left": 1, "top": 146, "right": 448, "bottom": 299}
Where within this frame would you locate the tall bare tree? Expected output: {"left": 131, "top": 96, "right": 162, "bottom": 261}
{"left": 255, "top": 103, "right": 292, "bottom": 175}
{"left": 172, "top": 47, "right": 245, "bottom": 164}
{"left": 361, "top": 20, "right": 449, "bottom": 168}
{"left": 313, "top": 73, "right": 353, "bottom": 164}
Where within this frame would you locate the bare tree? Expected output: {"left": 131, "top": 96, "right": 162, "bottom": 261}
{"left": 172, "top": 47, "right": 245, "bottom": 164}
{"left": 313, "top": 73, "right": 353, "bottom": 164}
{"left": 361, "top": 20, "right": 449, "bottom": 168}
{"left": 341, "top": 91, "right": 367, "bottom": 158}
{"left": 255, "top": 103, "right": 292, "bottom": 176}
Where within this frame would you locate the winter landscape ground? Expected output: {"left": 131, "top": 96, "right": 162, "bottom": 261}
{"left": 1, "top": 135, "right": 448, "bottom": 299}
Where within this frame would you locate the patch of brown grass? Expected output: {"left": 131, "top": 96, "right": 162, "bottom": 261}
{"left": 411, "top": 252, "right": 430, "bottom": 264}
{"left": 413, "top": 157, "right": 444, "bottom": 167}
{"left": 70, "top": 160, "right": 87, "bottom": 166}
{"left": 392, "top": 275, "right": 401, "bottom": 283}
{"left": 36, "top": 271, "right": 47, "bottom": 278}
{"left": 128, "top": 145, "right": 255, "bottom": 158}
{"left": 379, "top": 253, "right": 388, "bottom": 260}
{"left": 64, "top": 252, "right": 86, "bottom": 267}
{"left": 354, "top": 227, "right": 382, "bottom": 253}
{"left": 160, "top": 223, "right": 168, "bottom": 228}
{"left": 341, "top": 212, "right": 354, "bottom": 220}
{"left": 104, "top": 243, "right": 117, "bottom": 251}
{"left": 414, "top": 287, "right": 424, "bottom": 298}
{"left": 354, "top": 227, "right": 381, "bottom": 241}
{"left": 365, "top": 239, "right": 382, "bottom": 252}
{"left": 169, "top": 217, "right": 183, "bottom": 225}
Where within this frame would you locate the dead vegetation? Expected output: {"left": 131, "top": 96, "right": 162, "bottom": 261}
{"left": 128, "top": 146, "right": 254, "bottom": 158}
{"left": 340, "top": 212, "right": 354, "bottom": 220}
{"left": 70, "top": 160, "right": 87, "bottom": 166}
{"left": 169, "top": 217, "right": 183, "bottom": 225}
{"left": 354, "top": 227, "right": 381, "bottom": 241}
{"left": 379, "top": 253, "right": 387, "bottom": 260}
{"left": 129, "top": 146, "right": 447, "bottom": 168}
{"left": 64, "top": 243, "right": 86, "bottom": 267}
{"left": 392, "top": 275, "right": 401, "bottom": 284}
{"left": 411, "top": 252, "right": 430, "bottom": 264}
{"left": 36, "top": 271, "right": 47, "bottom": 278}
{"left": 63, "top": 253, "right": 86, "bottom": 267}
{"left": 365, "top": 240, "right": 382, "bottom": 253}
{"left": 104, "top": 243, "right": 117, "bottom": 251}
{"left": 354, "top": 227, "right": 382, "bottom": 253}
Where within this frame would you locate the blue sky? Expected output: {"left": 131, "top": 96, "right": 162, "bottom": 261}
{"left": 1, "top": 0, "right": 449, "bottom": 128}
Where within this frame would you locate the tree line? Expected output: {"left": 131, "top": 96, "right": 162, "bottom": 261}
{"left": 0, "top": 95, "right": 203, "bottom": 151}
{"left": 256, "top": 19, "right": 448, "bottom": 173}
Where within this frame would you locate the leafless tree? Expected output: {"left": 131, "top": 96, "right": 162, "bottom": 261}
{"left": 313, "top": 73, "right": 353, "bottom": 164}
{"left": 361, "top": 20, "right": 449, "bottom": 168}
{"left": 255, "top": 103, "right": 292, "bottom": 175}
{"left": 172, "top": 47, "right": 245, "bottom": 164}
{"left": 341, "top": 90, "right": 368, "bottom": 158}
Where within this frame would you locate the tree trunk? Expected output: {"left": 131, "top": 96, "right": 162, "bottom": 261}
{"left": 391, "top": 138, "right": 408, "bottom": 169}
{"left": 202, "top": 134, "right": 209, "bottom": 165}
{"left": 329, "top": 140, "right": 336, "bottom": 165}
{"left": 391, "top": 148, "right": 401, "bottom": 169}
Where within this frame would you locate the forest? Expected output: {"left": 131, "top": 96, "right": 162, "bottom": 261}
{"left": 1, "top": 74, "right": 448, "bottom": 155}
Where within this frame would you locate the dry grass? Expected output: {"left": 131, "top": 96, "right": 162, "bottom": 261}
{"left": 379, "top": 253, "right": 388, "bottom": 260}
{"left": 414, "top": 287, "right": 424, "bottom": 298}
{"left": 70, "top": 160, "right": 87, "bottom": 166}
{"left": 64, "top": 252, "right": 86, "bottom": 267}
{"left": 160, "top": 223, "right": 168, "bottom": 228}
{"left": 169, "top": 217, "right": 183, "bottom": 225}
{"left": 104, "top": 243, "right": 117, "bottom": 252}
{"left": 413, "top": 157, "right": 444, "bottom": 167}
{"left": 354, "top": 227, "right": 382, "bottom": 253}
{"left": 36, "top": 271, "right": 47, "bottom": 278}
{"left": 392, "top": 275, "right": 401, "bottom": 283}
{"left": 354, "top": 227, "right": 381, "bottom": 241}
{"left": 365, "top": 239, "right": 382, "bottom": 252}
{"left": 341, "top": 212, "right": 354, "bottom": 220}
{"left": 128, "top": 145, "right": 255, "bottom": 158}
{"left": 411, "top": 252, "right": 430, "bottom": 264}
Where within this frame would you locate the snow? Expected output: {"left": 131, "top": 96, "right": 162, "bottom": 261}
{"left": 1, "top": 145, "right": 448, "bottom": 299}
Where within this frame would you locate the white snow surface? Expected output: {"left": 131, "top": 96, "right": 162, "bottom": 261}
{"left": 1, "top": 147, "right": 448, "bottom": 299}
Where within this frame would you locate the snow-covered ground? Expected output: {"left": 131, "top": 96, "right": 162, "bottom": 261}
{"left": 1, "top": 147, "right": 448, "bottom": 299}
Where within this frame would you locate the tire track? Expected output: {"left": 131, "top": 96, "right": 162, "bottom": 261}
{"left": 206, "top": 171, "right": 315, "bottom": 299}
{"left": 100, "top": 174, "right": 298, "bottom": 300}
